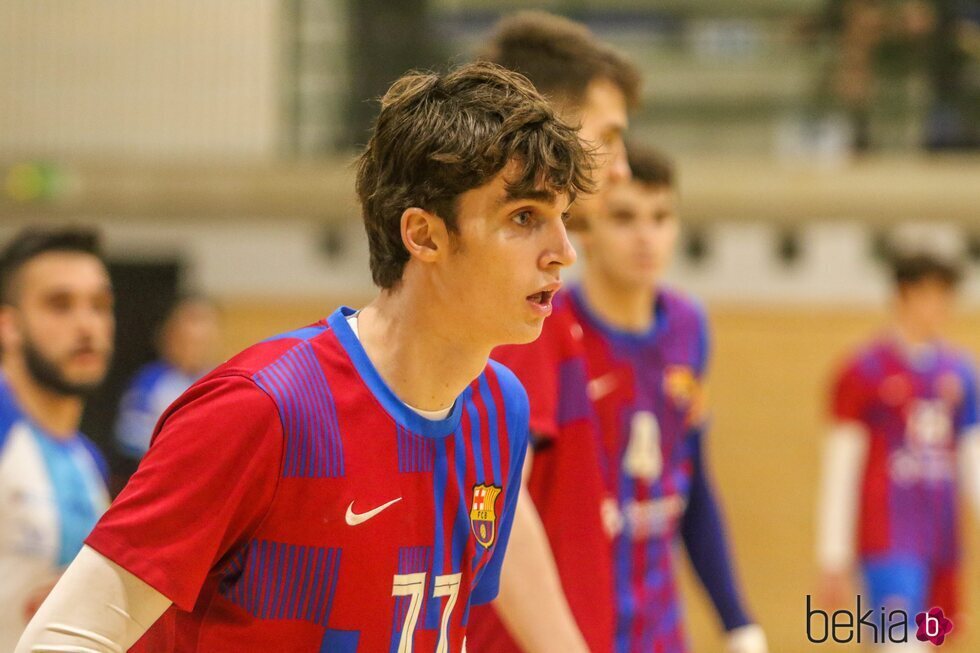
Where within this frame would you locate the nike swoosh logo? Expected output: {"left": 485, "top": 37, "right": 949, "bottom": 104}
{"left": 345, "top": 497, "right": 402, "bottom": 526}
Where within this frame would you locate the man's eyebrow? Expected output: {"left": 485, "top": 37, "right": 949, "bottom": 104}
{"left": 496, "top": 188, "right": 557, "bottom": 207}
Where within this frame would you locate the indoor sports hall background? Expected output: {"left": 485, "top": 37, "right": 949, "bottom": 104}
{"left": 2, "top": 1, "right": 980, "bottom": 650}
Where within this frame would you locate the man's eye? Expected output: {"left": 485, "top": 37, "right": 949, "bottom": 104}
{"left": 513, "top": 211, "right": 533, "bottom": 226}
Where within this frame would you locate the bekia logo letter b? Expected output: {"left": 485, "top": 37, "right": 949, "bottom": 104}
{"left": 915, "top": 608, "right": 953, "bottom": 646}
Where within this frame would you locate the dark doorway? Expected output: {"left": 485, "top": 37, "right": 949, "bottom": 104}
{"left": 80, "top": 259, "right": 181, "bottom": 484}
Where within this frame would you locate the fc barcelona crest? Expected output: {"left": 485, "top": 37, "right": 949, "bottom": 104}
{"left": 664, "top": 365, "right": 697, "bottom": 406}
{"left": 470, "top": 484, "right": 502, "bottom": 549}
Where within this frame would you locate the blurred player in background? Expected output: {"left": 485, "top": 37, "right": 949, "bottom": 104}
{"left": 468, "top": 11, "right": 638, "bottom": 653}
{"left": 817, "top": 252, "right": 980, "bottom": 651}
{"left": 18, "top": 61, "right": 591, "bottom": 653}
{"left": 114, "top": 294, "right": 221, "bottom": 478}
{"left": 572, "top": 145, "right": 765, "bottom": 653}
{"left": 0, "top": 227, "right": 114, "bottom": 651}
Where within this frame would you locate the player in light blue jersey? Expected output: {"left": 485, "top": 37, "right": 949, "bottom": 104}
{"left": 0, "top": 228, "right": 114, "bottom": 651}
{"left": 115, "top": 295, "right": 221, "bottom": 474}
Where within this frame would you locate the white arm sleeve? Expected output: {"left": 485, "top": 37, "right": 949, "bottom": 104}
{"left": 816, "top": 422, "right": 869, "bottom": 572}
{"left": 15, "top": 545, "right": 172, "bottom": 653}
{"left": 958, "top": 427, "right": 980, "bottom": 521}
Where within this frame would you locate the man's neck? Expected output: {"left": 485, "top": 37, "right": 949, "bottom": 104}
{"left": 355, "top": 288, "right": 491, "bottom": 413}
{"left": 2, "top": 359, "right": 83, "bottom": 438}
{"left": 893, "top": 317, "right": 940, "bottom": 353}
{"left": 581, "top": 271, "right": 656, "bottom": 333}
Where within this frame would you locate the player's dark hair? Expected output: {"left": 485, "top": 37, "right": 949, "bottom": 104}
{"left": 478, "top": 11, "right": 641, "bottom": 111}
{"left": 627, "top": 144, "right": 675, "bottom": 189}
{"left": 891, "top": 252, "right": 962, "bottom": 289}
{"left": 355, "top": 60, "right": 594, "bottom": 289}
{"left": 0, "top": 227, "right": 105, "bottom": 304}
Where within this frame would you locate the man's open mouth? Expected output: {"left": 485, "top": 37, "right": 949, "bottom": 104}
{"left": 527, "top": 289, "right": 556, "bottom": 307}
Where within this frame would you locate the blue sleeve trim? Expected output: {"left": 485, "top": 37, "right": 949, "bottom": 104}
{"left": 680, "top": 430, "right": 752, "bottom": 631}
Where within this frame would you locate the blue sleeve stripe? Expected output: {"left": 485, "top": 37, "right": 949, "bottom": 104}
{"left": 221, "top": 540, "right": 341, "bottom": 626}
{"left": 252, "top": 342, "right": 345, "bottom": 479}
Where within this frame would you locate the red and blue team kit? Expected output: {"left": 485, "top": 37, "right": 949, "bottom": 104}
{"left": 86, "top": 307, "right": 527, "bottom": 652}
{"left": 470, "top": 287, "right": 752, "bottom": 653}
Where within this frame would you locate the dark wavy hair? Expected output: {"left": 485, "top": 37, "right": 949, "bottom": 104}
{"left": 627, "top": 144, "right": 675, "bottom": 189}
{"left": 355, "top": 60, "right": 594, "bottom": 289}
{"left": 891, "top": 252, "right": 962, "bottom": 289}
{"left": 479, "top": 11, "right": 641, "bottom": 111}
{"left": 0, "top": 227, "right": 105, "bottom": 304}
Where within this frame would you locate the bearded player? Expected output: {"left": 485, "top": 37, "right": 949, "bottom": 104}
{"left": 0, "top": 228, "right": 114, "bottom": 651}
{"left": 817, "top": 252, "right": 980, "bottom": 651}
{"left": 17, "top": 61, "right": 591, "bottom": 653}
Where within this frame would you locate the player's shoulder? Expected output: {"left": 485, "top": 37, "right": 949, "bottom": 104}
{"left": 128, "top": 360, "right": 175, "bottom": 389}
{"left": 482, "top": 360, "right": 530, "bottom": 437}
{"left": 659, "top": 286, "right": 707, "bottom": 331}
{"left": 76, "top": 433, "right": 110, "bottom": 484}
{"left": 940, "top": 343, "right": 979, "bottom": 381}
{"left": 172, "top": 318, "right": 337, "bottom": 419}
{"left": 215, "top": 319, "right": 334, "bottom": 379}
{"left": 835, "top": 337, "right": 890, "bottom": 382}
{"left": 0, "top": 375, "right": 20, "bottom": 452}
{"left": 484, "top": 359, "right": 529, "bottom": 405}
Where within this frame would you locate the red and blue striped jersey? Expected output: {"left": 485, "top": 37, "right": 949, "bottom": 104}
{"left": 569, "top": 286, "right": 709, "bottom": 653}
{"left": 86, "top": 307, "right": 528, "bottom": 653}
{"left": 830, "top": 336, "right": 979, "bottom": 566}
{"left": 468, "top": 290, "right": 616, "bottom": 653}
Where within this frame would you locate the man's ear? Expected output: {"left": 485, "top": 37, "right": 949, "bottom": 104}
{"left": 401, "top": 207, "right": 449, "bottom": 264}
{"left": 0, "top": 305, "right": 21, "bottom": 352}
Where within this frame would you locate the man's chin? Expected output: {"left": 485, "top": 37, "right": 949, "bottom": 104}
{"left": 51, "top": 371, "right": 106, "bottom": 397}
{"left": 501, "top": 320, "right": 545, "bottom": 347}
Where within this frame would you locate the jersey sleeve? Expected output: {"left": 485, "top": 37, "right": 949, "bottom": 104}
{"left": 680, "top": 430, "right": 752, "bottom": 631}
{"left": 956, "top": 358, "right": 980, "bottom": 435}
{"left": 85, "top": 373, "right": 284, "bottom": 612}
{"left": 470, "top": 366, "right": 530, "bottom": 605}
{"left": 830, "top": 358, "right": 870, "bottom": 423}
